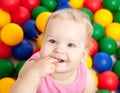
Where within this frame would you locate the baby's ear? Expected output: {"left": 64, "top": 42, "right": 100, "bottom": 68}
{"left": 85, "top": 48, "right": 89, "bottom": 57}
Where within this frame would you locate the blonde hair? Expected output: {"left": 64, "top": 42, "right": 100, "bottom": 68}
{"left": 45, "top": 9, "right": 93, "bottom": 49}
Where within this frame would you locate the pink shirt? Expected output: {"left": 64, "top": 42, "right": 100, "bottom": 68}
{"left": 28, "top": 52, "right": 87, "bottom": 93}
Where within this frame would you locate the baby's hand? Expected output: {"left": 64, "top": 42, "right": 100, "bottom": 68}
{"left": 18, "top": 56, "right": 58, "bottom": 79}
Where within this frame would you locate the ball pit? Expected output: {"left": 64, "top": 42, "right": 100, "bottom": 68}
{"left": 0, "top": 9, "right": 11, "bottom": 29}
{"left": 0, "top": 0, "right": 120, "bottom": 92}
{"left": 0, "top": 77, "right": 15, "bottom": 93}
{"left": 98, "top": 71, "right": 119, "bottom": 91}
{"left": 1, "top": 23, "right": 24, "bottom": 46}
{"left": 94, "top": 9, "right": 113, "bottom": 27}
{"left": 93, "top": 52, "right": 113, "bottom": 73}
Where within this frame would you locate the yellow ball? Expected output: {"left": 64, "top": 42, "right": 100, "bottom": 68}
{"left": 68, "top": 0, "right": 84, "bottom": 9}
{"left": 1, "top": 23, "right": 24, "bottom": 46}
{"left": 0, "top": 9, "right": 11, "bottom": 29}
{"left": 36, "top": 12, "right": 51, "bottom": 33}
{"left": 36, "top": 34, "right": 44, "bottom": 48}
{"left": 106, "top": 22, "right": 120, "bottom": 41}
{"left": 0, "top": 77, "right": 15, "bottom": 93}
{"left": 92, "top": 71, "right": 98, "bottom": 86}
{"left": 94, "top": 9, "right": 113, "bottom": 27}
{"left": 86, "top": 55, "right": 92, "bottom": 69}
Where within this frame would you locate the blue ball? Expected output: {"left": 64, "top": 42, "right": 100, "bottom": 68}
{"left": 93, "top": 52, "right": 113, "bottom": 73}
{"left": 13, "top": 39, "right": 33, "bottom": 60}
{"left": 56, "top": 3, "right": 72, "bottom": 11}
{"left": 57, "top": 0, "right": 70, "bottom": 3}
{"left": 22, "top": 20, "right": 40, "bottom": 40}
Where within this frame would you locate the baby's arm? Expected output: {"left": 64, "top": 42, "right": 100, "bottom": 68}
{"left": 10, "top": 56, "right": 58, "bottom": 93}
{"left": 82, "top": 69, "right": 97, "bottom": 93}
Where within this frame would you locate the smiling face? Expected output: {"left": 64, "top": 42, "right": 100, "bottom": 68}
{"left": 40, "top": 18, "right": 88, "bottom": 73}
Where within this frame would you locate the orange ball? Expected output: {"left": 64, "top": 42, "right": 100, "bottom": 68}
{"left": 94, "top": 9, "right": 113, "bottom": 27}
{"left": 106, "top": 22, "right": 120, "bottom": 41}
{"left": 0, "top": 9, "right": 11, "bottom": 29}
{"left": 86, "top": 55, "right": 92, "bottom": 69}
{"left": 36, "top": 34, "right": 44, "bottom": 48}
{"left": 1, "top": 23, "right": 24, "bottom": 46}
{"left": 68, "top": 0, "right": 84, "bottom": 9}
{"left": 0, "top": 77, "right": 15, "bottom": 93}
{"left": 36, "top": 12, "right": 51, "bottom": 33}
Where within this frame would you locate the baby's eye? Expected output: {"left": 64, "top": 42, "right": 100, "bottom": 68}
{"left": 67, "top": 43, "right": 76, "bottom": 48}
{"left": 48, "top": 39, "right": 56, "bottom": 44}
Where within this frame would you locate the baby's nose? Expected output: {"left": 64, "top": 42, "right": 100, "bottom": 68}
{"left": 53, "top": 48, "right": 64, "bottom": 54}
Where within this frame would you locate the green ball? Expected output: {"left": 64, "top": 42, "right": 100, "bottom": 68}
{"left": 80, "top": 8, "right": 93, "bottom": 22}
{"left": 99, "top": 37, "right": 118, "bottom": 55}
{"left": 103, "top": 0, "right": 119, "bottom": 12}
{"left": 15, "top": 60, "right": 25, "bottom": 77}
{"left": 92, "top": 23, "right": 105, "bottom": 41}
{"left": 116, "top": 47, "right": 120, "bottom": 59}
{"left": 0, "top": 59, "right": 15, "bottom": 78}
{"left": 114, "top": 10, "right": 120, "bottom": 23}
{"left": 97, "top": 90, "right": 111, "bottom": 93}
{"left": 32, "top": 6, "right": 48, "bottom": 20}
{"left": 112, "top": 60, "right": 120, "bottom": 78}
{"left": 41, "top": 0, "right": 58, "bottom": 12}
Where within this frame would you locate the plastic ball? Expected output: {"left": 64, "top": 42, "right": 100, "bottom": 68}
{"left": 0, "top": 0, "right": 20, "bottom": 12}
{"left": 15, "top": 60, "right": 25, "bottom": 77}
{"left": 98, "top": 71, "right": 119, "bottom": 91}
{"left": 114, "top": 10, "right": 120, "bottom": 23}
{"left": 22, "top": 20, "right": 40, "bottom": 40}
{"left": 33, "top": 48, "right": 41, "bottom": 54}
{"left": 20, "top": 0, "right": 40, "bottom": 11}
{"left": 112, "top": 60, "right": 120, "bottom": 78}
{"left": 68, "top": 0, "right": 84, "bottom": 9}
{"left": 12, "top": 39, "right": 33, "bottom": 60}
{"left": 1, "top": 23, "right": 24, "bottom": 46}
{"left": 56, "top": 3, "right": 72, "bottom": 11}
{"left": 92, "top": 23, "right": 105, "bottom": 41}
{"left": 11, "top": 6, "right": 31, "bottom": 25}
{"left": 32, "top": 6, "right": 48, "bottom": 20}
{"left": 105, "top": 22, "right": 120, "bottom": 41}
{"left": 99, "top": 37, "right": 118, "bottom": 55}
{"left": 103, "top": 0, "right": 119, "bottom": 12}
{"left": 97, "top": 90, "right": 111, "bottom": 93}
{"left": 83, "top": 0, "right": 102, "bottom": 13}
{"left": 86, "top": 55, "right": 92, "bottom": 69}
{"left": 0, "top": 41, "right": 12, "bottom": 59}
{"left": 116, "top": 47, "right": 120, "bottom": 60}
{"left": 94, "top": 9, "right": 113, "bottom": 27}
{"left": 37, "top": 34, "right": 44, "bottom": 48}
{"left": 36, "top": 12, "right": 51, "bottom": 33}
{"left": 92, "top": 72, "right": 98, "bottom": 86}
{"left": 0, "top": 9, "right": 11, "bottom": 29}
{"left": 57, "top": 0, "right": 70, "bottom": 3}
{"left": 41, "top": 0, "right": 58, "bottom": 12}
{"left": 80, "top": 8, "right": 93, "bottom": 22}
{"left": 93, "top": 52, "right": 112, "bottom": 73}
{"left": 0, "top": 77, "right": 15, "bottom": 93}
{"left": 0, "top": 59, "right": 15, "bottom": 78}
{"left": 89, "top": 38, "right": 98, "bottom": 57}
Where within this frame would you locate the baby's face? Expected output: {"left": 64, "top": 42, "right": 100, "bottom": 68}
{"left": 40, "top": 18, "right": 88, "bottom": 73}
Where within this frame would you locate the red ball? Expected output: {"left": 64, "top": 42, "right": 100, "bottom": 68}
{"left": 20, "top": 0, "right": 40, "bottom": 11}
{"left": 98, "top": 71, "right": 119, "bottom": 91}
{"left": 89, "top": 38, "right": 98, "bottom": 57}
{"left": 83, "top": 0, "right": 102, "bottom": 13}
{"left": 33, "top": 48, "right": 40, "bottom": 54}
{"left": 0, "top": 41, "right": 12, "bottom": 59}
{"left": 0, "top": 0, "right": 20, "bottom": 13}
{"left": 11, "top": 6, "right": 31, "bottom": 25}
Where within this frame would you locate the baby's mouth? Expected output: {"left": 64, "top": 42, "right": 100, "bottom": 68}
{"left": 58, "top": 59, "right": 65, "bottom": 63}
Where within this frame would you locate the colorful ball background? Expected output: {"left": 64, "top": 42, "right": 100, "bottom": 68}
{"left": 0, "top": 0, "right": 120, "bottom": 93}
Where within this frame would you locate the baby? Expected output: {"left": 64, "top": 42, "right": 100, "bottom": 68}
{"left": 11, "top": 9, "right": 96, "bottom": 93}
